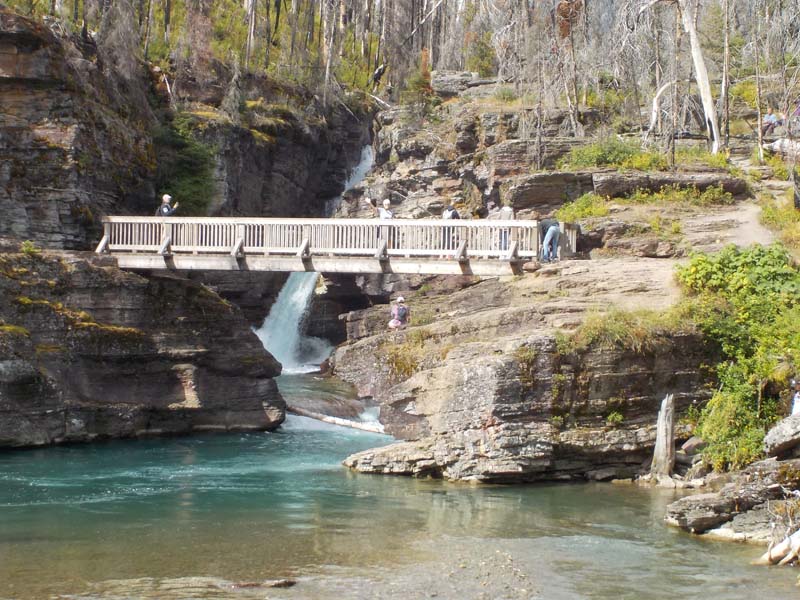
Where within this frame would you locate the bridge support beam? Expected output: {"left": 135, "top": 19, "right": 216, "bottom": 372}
{"left": 109, "top": 254, "right": 527, "bottom": 277}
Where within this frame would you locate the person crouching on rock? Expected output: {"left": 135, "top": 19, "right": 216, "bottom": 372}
{"left": 388, "top": 296, "right": 409, "bottom": 330}
{"left": 155, "top": 193, "right": 179, "bottom": 217}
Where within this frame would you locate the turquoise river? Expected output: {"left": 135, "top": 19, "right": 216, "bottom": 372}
{"left": 1, "top": 377, "right": 797, "bottom": 599}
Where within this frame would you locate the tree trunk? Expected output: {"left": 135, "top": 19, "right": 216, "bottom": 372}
{"left": 720, "top": 0, "right": 730, "bottom": 149}
{"left": 164, "top": 0, "right": 171, "bottom": 44}
{"left": 651, "top": 393, "right": 675, "bottom": 478}
{"left": 679, "top": 0, "right": 720, "bottom": 153}
{"left": 142, "top": 0, "right": 153, "bottom": 58}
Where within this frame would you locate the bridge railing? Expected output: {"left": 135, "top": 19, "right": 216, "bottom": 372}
{"left": 97, "top": 217, "right": 578, "bottom": 260}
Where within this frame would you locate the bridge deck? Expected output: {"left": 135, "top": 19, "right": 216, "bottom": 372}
{"left": 96, "top": 217, "right": 578, "bottom": 276}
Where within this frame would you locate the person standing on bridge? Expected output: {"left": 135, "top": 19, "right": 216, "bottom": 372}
{"left": 155, "top": 194, "right": 179, "bottom": 217}
{"left": 364, "top": 196, "right": 394, "bottom": 219}
{"left": 365, "top": 196, "right": 394, "bottom": 248}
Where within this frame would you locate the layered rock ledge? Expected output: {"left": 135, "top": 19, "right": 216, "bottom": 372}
{"left": 0, "top": 250, "right": 284, "bottom": 447}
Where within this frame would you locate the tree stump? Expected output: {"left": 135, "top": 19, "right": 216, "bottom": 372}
{"left": 651, "top": 393, "right": 675, "bottom": 478}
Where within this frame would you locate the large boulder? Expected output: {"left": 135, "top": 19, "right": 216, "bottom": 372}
{"left": 764, "top": 415, "right": 800, "bottom": 458}
{"left": 0, "top": 251, "right": 285, "bottom": 447}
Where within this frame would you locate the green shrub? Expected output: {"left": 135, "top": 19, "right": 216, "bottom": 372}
{"left": 401, "top": 49, "right": 435, "bottom": 115}
{"left": 560, "top": 137, "right": 642, "bottom": 169}
{"left": 153, "top": 113, "right": 216, "bottom": 216}
{"left": 621, "top": 151, "right": 668, "bottom": 171}
{"left": 765, "top": 154, "right": 789, "bottom": 180}
{"left": 730, "top": 80, "right": 758, "bottom": 109}
{"left": 676, "top": 245, "right": 800, "bottom": 470}
{"left": 606, "top": 411, "right": 625, "bottom": 426}
{"left": 19, "top": 240, "right": 41, "bottom": 258}
{"left": 623, "top": 184, "right": 734, "bottom": 207}
{"left": 465, "top": 31, "right": 496, "bottom": 77}
{"left": 759, "top": 192, "right": 800, "bottom": 251}
{"left": 555, "top": 193, "right": 610, "bottom": 222}
{"left": 494, "top": 87, "right": 518, "bottom": 103}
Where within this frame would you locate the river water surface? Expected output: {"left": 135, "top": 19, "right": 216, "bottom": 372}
{"left": 1, "top": 403, "right": 797, "bottom": 599}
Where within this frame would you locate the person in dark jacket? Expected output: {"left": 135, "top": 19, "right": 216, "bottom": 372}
{"left": 155, "top": 194, "right": 179, "bottom": 216}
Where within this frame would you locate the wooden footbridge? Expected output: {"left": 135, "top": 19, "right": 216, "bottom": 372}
{"left": 95, "top": 217, "right": 578, "bottom": 276}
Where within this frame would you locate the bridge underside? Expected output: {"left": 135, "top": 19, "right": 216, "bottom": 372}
{"left": 110, "top": 253, "right": 530, "bottom": 276}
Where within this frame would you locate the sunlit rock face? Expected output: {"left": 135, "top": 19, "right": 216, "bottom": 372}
{"left": 0, "top": 251, "right": 284, "bottom": 448}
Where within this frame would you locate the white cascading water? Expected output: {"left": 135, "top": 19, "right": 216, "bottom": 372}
{"left": 255, "top": 145, "right": 374, "bottom": 374}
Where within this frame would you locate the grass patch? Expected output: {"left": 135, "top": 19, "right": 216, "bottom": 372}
{"left": 560, "top": 137, "right": 736, "bottom": 173}
{"left": 0, "top": 324, "right": 30, "bottom": 337}
{"left": 557, "top": 308, "right": 691, "bottom": 355}
{"left": 555, "top": 185, "right": 733, "bottom": 225}
{"left": 559, "top": 137, "right": 665, "bottom": 170}
{"left": 759, "top": 192, "right": 800, "bottom": 252}
{"left": 493, "top": 87, "right": 518, "bottom": 103}
{"left": 674, "top": 147, "right": 731, "bottom": 170}
{"left": 622, "top": 184, "right": 735, "bottom": 207}
{"left": 555, "top": 193, "right": 610, "bottom": 222}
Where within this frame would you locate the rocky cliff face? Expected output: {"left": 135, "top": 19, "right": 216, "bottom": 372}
{"left": 332, "top": 259, "right": 713, "bottom": 482}
{"left": 0, "top": 249, "right": 284, "bottom": 447}
{"left": 0, "top": 10, "right": 371, "bottom": 255}
{"left": 0, "top": 11, "right": 157, "bottom": 249}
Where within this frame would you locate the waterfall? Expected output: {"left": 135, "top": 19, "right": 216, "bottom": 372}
{"left": 255, "top": 145, "right": 374, "bottom": 374}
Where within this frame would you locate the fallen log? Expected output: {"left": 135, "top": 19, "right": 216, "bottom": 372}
{"left": 753, "top": 528, "right": 800, "bottom": 566}
{"left": 288, "top": 405, "right": 385, "bottom": 434}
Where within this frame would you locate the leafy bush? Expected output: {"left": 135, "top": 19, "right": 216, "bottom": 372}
{"left": 766, "top": 154, "right": 789, "bottom": 180}
{"left": 559, "top": 137, "right": 668, "bottom": 171}
{"left": 560, "top": 137, "right": 642, "bottom": 169}
{"left": 555, "top": 193, "right": 610, "bottom": 222}
{"left": 465, "top": 31, "right": 496, "bottom": 77}
{"left": 606, "top": 411, "right": 625, "bottom": 426}
{"left": 730, "top": 80, "right": 758, "bottom": 109}
{"left": 676, "top": 245, "right": 800, "bottom": 469}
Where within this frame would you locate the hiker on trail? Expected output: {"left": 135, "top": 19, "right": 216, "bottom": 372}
{"left": 441, "top": 203, "right": 460, "bottom": 251}
{"left": 388, "top": 296, "right": 409, "bottom": 330}
{"left": 762, "top": 108, "right": 781, "bottom": 137}
{"left": 539, "top": 217, "right": 560, "bottom": 263}
{"left": 155, "top": 194, "right": 179, "bottom": 217}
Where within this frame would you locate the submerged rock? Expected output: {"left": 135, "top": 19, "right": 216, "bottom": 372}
{"left": 664, "top": 458, "right": 800, "bottom": 534}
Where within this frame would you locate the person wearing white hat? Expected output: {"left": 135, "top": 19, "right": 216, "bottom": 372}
{"left": 155, "top": 193, "right": 180, "bottom": 217}
{"left": 388, "top": 296, "right": 409, "bottom": 330}
{"left": 365, "top": 196, "right": 394, "bottom": 219}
